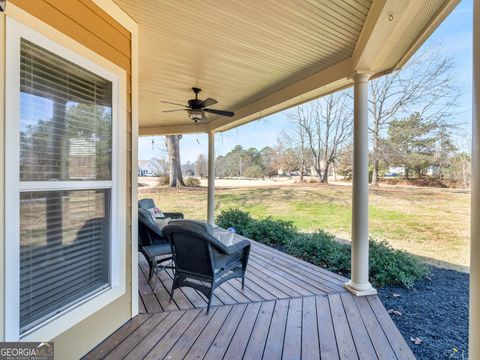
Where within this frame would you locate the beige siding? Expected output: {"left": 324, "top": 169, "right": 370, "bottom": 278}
{"left": 7, "top": 1, "right": 133, "bottom": 359}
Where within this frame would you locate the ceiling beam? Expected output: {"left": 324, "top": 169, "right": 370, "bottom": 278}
{"left": 394, "top": 0, "right": 460, "bottom": 70}
{"left": 353, "top": 0, "right": 460, "bottom": 73}
{"left": 208, "top": 58, "right": 353, "bottom": 132}
{"left": 351, "top": 0, "right": 387, "bottom": 71}
{"left": 352, "top": 0, "right": 426, "bottom": 72}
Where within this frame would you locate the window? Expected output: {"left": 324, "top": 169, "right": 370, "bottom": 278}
{"left": 6, "top": 19, "right": 126, "bottom": 340}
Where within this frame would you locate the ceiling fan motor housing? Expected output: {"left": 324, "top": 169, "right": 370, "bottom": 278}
{"left": 188, "top": 99, "right": 204, "bottom": 108}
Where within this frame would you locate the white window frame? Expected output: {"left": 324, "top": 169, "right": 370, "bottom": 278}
{"left": 5, "top": 18, "right": 127, "bottom": 341}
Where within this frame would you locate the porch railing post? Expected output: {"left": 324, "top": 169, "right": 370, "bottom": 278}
{"left": 470, "top": 0, "right": 480, "bottom": 358}
{"left": 207, "top": 130, "right": 215, "bottom": 225}
{"left": 345, "top": 72, "right": 377, "bottom": 296}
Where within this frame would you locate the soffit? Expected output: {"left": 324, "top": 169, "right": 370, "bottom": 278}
{"left": 114, "top": 0, "right": 371, "bottom": 129}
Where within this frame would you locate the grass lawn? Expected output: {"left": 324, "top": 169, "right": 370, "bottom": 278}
{"left": 139, "top": 182, "right": 470, "bottom": 270}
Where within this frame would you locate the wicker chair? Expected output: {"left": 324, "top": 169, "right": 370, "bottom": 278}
{"left": 163, "top": 220, "right": 251, "bottom": 313}
{"left": 138, "top": 198, "right": 184, "bottom": 220}
{"left": 138, "top": 208, "right": 174, "bottom": 281}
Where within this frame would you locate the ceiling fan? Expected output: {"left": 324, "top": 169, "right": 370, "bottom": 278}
{"left": 161, "top": 87, "right": 234, "bottom": 123}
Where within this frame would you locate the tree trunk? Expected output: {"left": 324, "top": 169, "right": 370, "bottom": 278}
{"left": 372, "top": 159, "right": 379, "bottom": 186}
{"left": 371, "top": 130, "right": 380, "bottom": 186}
{"left": 314, "top": 158, "right": 322, "bottom": 181}
{"left": 322, "top": 163, "right": 329, "bottom": 183}
{"left": 415, "top": 166, "right": 421, "bottom": 178}
{"left": 405, "top": 168, "right": 409, "bottom": 180}
{"left": 299, "top": 164, "right": 304, "bottom": 182}
{"left": 166, "top": 135, "right": 185, "bottom": 187}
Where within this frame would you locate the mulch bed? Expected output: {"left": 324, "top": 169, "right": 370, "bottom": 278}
{"left": 378, "top": 266, "right": 469, "bottom": 359}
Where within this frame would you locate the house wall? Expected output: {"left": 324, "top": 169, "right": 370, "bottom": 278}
{"left": 2, "top": 1, "right": 134, "bottom": 358}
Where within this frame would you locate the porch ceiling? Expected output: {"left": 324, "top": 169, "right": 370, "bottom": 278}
{"left": 113, "top": 0, "right": 459, "bottom": 135}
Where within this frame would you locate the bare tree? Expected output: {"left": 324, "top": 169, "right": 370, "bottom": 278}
{"left": 150, "top": 138, "right": 169, "bottom": 176}
{"left": 194, "top": 154, "right": 208, "bottom": 178}
{"left": 165, "top": 135, "right": 185, "bottom": 187}
{"left": 274, "top": 138, "right": 302, "bottom": 175}
{"left": 290, "top": 104, "right": 322, "bottom": 180}
{"left": 318, "top": 93, "right": 352, "bottom": 182}
{"left": 280, "top": 120, "right": 309, "bottom": 181}
{"left": 290, "top": 92, "right": 352, "bottom": 183}
{"left": 369, "top": 46, "right": 460, "bottom": 186}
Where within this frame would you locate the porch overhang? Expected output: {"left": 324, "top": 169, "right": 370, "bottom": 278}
{"left": 113, "top": 0, "right": 459, "bottom": 136}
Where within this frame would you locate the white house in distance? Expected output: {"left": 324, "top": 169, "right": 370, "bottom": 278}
{"left": 138, "top": 158, "right": 166, "bottom": 177}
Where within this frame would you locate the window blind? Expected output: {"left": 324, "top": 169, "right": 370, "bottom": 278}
{"left": 19, "top": 190, "right": 110, "bottom": 333}
{"left": 18, "top": 38, "right": 114, "bottom": 334}
{"left": 20, "top": 39, "right": 112, "bottom": 181}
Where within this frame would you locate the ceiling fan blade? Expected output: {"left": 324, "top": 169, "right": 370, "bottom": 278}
{"left": 162, "top": 109, "right": 186, "bottom": 113}
{"left": 204, "top": 108, "right": 235, "bottom": 117}
{"left": 160, "top": 101, "right": 188, "bottom": 107}
{"left": 202, "top": 98, "right": 218, "bottom": 107}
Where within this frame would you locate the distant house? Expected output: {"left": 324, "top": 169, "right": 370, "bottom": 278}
{"left": 138, "top": 158, "right": 166, "bottom": 176}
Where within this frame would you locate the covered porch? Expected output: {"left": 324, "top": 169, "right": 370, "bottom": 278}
{"left": 86, "top": 240, "right": 414, "bottom": 359}
{"left": 2, "top": 0, "right": 478, "bottom": 358}
{"left": 112, "top": 0, "right": 474, "bottom": 358}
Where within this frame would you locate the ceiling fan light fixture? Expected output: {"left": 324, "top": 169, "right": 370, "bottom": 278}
{"left": 188, "top": 109, "right": 204, "bottom": 122}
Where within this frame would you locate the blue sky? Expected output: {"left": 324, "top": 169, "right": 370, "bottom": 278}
{"left": 139, "top": 0, "right": 473, "bottom": 162}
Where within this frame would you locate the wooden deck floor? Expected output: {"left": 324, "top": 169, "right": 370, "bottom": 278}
{"left": 85, "top": 241, "right": 415, "bottom": 359}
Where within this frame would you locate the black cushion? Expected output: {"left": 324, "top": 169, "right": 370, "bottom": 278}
{"left": 213, "top": 250, "right": 241, "bottom": 272}
{"left": 142, "top": 243, "right": 171, "bottom": 259}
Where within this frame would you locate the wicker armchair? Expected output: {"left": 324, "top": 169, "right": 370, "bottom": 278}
{"left": 163, "top": 220, "right": 251, "bottom": 313}
{"left": 138, "top": 198, "right": 184, "bottom": 220}
{"left": 138, "top": 208, "right": 173, "bottom": 281}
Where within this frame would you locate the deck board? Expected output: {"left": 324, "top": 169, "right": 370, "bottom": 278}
{"left": 203, "top": 303, "right": 247, "bottom": 360}
{"left": 221, "top": 302, "right": 261, "bottom": 360}
{"left": 242, "top": 300, "right": 276, "bottom": 360}
{"left": 262, "top": 299, "right": 290, "bottom": 360}
{"left": 85, "top": 241, "right": 415, "bottom": 359}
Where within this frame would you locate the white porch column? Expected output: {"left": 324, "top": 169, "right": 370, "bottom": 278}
{"left": 470, "top": 1, "right": 480, "bottom": 358}
{"left": 207, "top": 130, "right": 216, "bottom": 225}
{"left": 345, "top": 72, "right": 377, "bottom": 296}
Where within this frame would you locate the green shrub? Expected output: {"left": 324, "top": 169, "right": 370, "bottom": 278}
{"left": 216, "top": 208, "right": 253, "bottom": 235}
{"left": 217, "top": 209, "right": 296, "bottom": 246}
{"left": 369, "top": 240, "right": 429, "bottom": 288}
{"left": 287, "top": 231, "right": 351, "bottom": 274}
{"left": 288, "top": 232, "right": 429, "bottom": 288}
{"left": 247, "top": 217, "right": 297, "bottom": 246}
{"left": 184, "top": 177, "right": 201, "bottom": 187}
{"left": 218, "top": 208, "right": 429, "bottom": 288}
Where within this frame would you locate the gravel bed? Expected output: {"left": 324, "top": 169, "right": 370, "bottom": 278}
{"left": 378, "top": 267, "right": 469, "bottom": 359}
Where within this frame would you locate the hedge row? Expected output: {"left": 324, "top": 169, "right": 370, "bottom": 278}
{"left": 217, "top": 208, "right": 429, "bottom": 288}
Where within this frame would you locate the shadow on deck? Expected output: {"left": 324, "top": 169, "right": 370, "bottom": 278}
{"left": 85, "top": 241, "right": 415, "bottom": 359}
